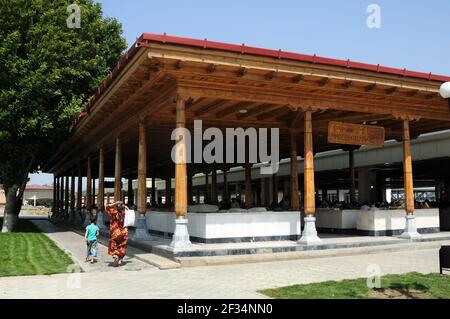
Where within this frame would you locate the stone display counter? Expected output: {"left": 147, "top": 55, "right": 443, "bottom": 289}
{"left": 315, "top": 208, "right": 359, "bottom": 234}
{"left": 141, "top": 208, "right": 440, "bottom": 243}
{"left": 356, "top": 208, "right": 440, "bottom": 236}
{"left": 146, "top": 210, "right": 301, "bottom": 243}
{"left": 311, "top": 208, "right": 440, "bottom": 237}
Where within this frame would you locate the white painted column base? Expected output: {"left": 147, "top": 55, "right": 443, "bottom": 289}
{"left": 83, "top": 210, "right": 93, "bottom": 228}
{"left": 50, "top": 210, "right": 58, "bottom": 220}
{"left": 67, "top": 210, "right": 76, "bottom": 224}
{"left": 298, "top": 216, "right": 321, "bottom": 245}
{"left": 131, "top": 214, "right": 152, "bottom": 241}
{"left": 96, "top": 211, "right": 107, "bottom": 230}
{"left": 74, "top": 210, "right": 83, "bottom": 225}
{"left": 54, "top": 210, "right": 63, "bottom": 220}
{"left": 62, "top": 212, "right": 70, "bottom": 222}
{"left": 398, "top": 214, "right": 421, "bottom": 239}
{"left": 169, "top": 217, "right": 192, "bottom": 248}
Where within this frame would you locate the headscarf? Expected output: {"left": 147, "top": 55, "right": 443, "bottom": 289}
{"left": 112, "top": 201, "right": 126, "bottom": 228}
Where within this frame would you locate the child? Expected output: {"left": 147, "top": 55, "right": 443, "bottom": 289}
{"left": 84, "top": 217, "right": 100, "bottom": 264}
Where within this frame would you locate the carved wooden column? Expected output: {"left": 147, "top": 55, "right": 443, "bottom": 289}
{"left": 138, "top": 121, "right": 147, "bottom": 214}
{"left": 96, "top": 147, "right": 106, "bottom": 229}
{"left": 77, "top": 163, "right": 82, "bottom": 213}
{"left": 399, "top": 119, "right": 420, "bottom": 238}
{"left": 70, "top": 169, "right": 75, "bottom": 211}
{"left": 114, "top": 136, "right": 122, "bottom": 202}
{"left": 304, "top": 111, "right": 315, "bottom": 216}
{"left": 196, "top": 188, "right": 200, "bottom": 204}
{"left": 133, "top": 121, "right": 152, "bottom": 240}
{"left": 272, "top": 174, "right": 278, "bottom": 206}
{"left": 165, "top": 177, "right": 172, "bottom": 207}
{"left": 92, "top": 178, "right": 96, "bottom": 209}
{"left": 245, "top": 143, "right": 253, "bottom": 209}
{"left": 59, "top": 176, "right": 64, "bottom": 216}
{"left": 223, "top": 169, "right": 229, "bottom": 203}
{"left": 52, "top": 175, "right": 57, "bottom": 215}
{"left": 187, "top": 165, "right": 193, "bottom": 205}
{"left": 127, "top": 177, "right": 134, "bottom": 206}
{"left": 403, "top": 120, "right": 414, "bottom": 215}
{"left": 151, "top": 174, "right": 156, "bottom": 206}
{"left": 211, "top": 167, "right": 218, "bottom": 205}
{"left": 290, "top": 131, "right": 300, "bottom": 210}
{"left": 170, "top": 95, "right": 192, "bottom": 248}
{"left": 68, "top": 167, "right": 75, "bottom": 223}
{"left": 299, "top": 110, "right": 320, "bottom": 244}
{"left": 349, "top": 149, "right": 356, "bottom": 203}
{"left": 204, "top": 171, "right": 209, "bottom": 203}
{"left": 54, "top": 176, "right": 59, "bottom": 217}
{"left": 98, "top": 148, "right": 105, "bottom": 212}
{"left": 86, "top": 157, "right": 92, "bottom": 213}
{"left": 174, "top": 97, "right": 187, "bottom": 217}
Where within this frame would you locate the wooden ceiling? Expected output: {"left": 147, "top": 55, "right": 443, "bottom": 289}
{"left": 45, "top": 41, "right": 450, "bottom": 178}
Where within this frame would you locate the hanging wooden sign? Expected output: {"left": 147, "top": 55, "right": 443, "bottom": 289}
{"left": 327, "top": 121, "right": 385, "bottom": 147}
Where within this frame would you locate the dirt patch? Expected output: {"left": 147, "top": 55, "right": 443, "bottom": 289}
{"left": 369, "top": 288, "right": 432, "bottom": 299}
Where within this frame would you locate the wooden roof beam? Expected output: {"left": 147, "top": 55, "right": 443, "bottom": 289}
{"left": 195, "top": 99, "right": 230, "bottom": 116}
{"left": 236, "top": 67, "right": 247, "bottom": 77}
{"left": 292, "top": 75, "right": 304, "bottom": 83}
{"left": 318, "top": 78, "right": 330, "bottom": 87}
{"left": 406, "top": 89, "right": 419, "bottom": 97}
{"left": 215, "top": 101, "right": 252, "bottom": 118}
{"left": 385, "top": 87, "right": 398, "bottom": 95}
{"left": 237, "top": 103, "right": 277, "bottom": 119}
{"left": 265, "top": 71, "right": 276, "bottom": 80}
{"left": 177, "top": 86, "right": 450, "bottom": 121}
{"left": 365, "top": 83, "right": 377, "bottom": 92}
{"left": 257, "top": 106, "right": 288, "bottom": 121}
{"left": 174, "top": 60, "right": 184, "bottom": 70}
{"left": 424, "top": 92, "right": 437, "bottom": 100}
{"left": 289, "top": 110, "right": 305, "bottom": 128}
{"left": 341, "top": 80, "right": 353, "bottom": 89}
{"left": 206, "top": 64, "right": 217, "bottom": 74}
{"left": 188, "top": 97, "right": 204, "bottom": 108}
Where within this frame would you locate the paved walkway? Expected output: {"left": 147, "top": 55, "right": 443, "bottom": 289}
{"left": 31, "top": 220, "right": 154, "bottom": 273}
{"left": 0, "top": 244, "right": 444, "bottom": 298}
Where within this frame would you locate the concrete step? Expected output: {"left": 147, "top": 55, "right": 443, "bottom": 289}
{"left": 128, "top": 250, "right": 180, "bottom": 270}
{"left": 177, "top": 239, "right": 450, "bottom": 267}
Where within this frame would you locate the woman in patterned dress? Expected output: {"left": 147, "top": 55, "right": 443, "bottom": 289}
{"left": 106, "top": 201, "right": 128, "bottom": 266}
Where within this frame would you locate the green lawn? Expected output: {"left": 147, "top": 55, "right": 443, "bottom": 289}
{"left": 260, "top": 272, "right": 450, "bottom": 299}
{"left": 0, "top": 218, "right": 75, "bottom": 277}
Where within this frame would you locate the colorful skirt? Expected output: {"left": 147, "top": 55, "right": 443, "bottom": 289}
{"left": 108, "top": 224, "right": 128, "bottom": 258}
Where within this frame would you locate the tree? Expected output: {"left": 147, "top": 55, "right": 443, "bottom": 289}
{"left": 0, "top": 0, "right": 127, "bottom": 232}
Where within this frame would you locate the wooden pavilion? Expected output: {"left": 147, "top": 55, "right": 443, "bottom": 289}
{"left": 45, "top": 33, "right": 450, "bottom": 246}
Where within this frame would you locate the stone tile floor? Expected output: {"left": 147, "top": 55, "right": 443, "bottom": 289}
{"left": 0, "top": 219, "right": 447, "bottom": 299}
{"left": 0, "top": 247, "right": 443, "bottom": 299}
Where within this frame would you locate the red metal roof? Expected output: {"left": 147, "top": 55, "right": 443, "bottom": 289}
{"left": 140, "top": 33, "right": 450, "bottom": 82}
{"left": 73, "top": 33, "right": 450, "bottom": 128}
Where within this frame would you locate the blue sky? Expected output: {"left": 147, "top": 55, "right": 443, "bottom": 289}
{"left": 31, "top": 0, "right": 450, "bottom": 185}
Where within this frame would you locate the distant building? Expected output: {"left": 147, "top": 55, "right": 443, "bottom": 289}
{"left": 0, "top": 185, "right": 5, "bottom": 206}
{"left": 24, "top": 185, "right": 53, "bottom": 206}
{"left": 0, "top": 184, "right": 53, "bottom": 207}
